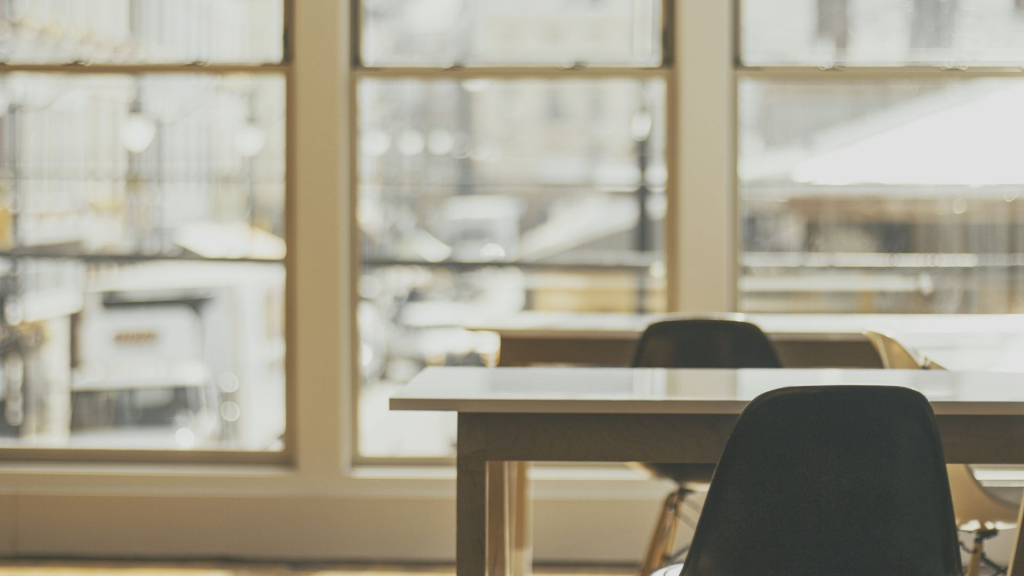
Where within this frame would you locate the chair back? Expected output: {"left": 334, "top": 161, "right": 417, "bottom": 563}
{"left": 864, "top": 330, "right": 926, "bottom": 369}
{"left": 681, "top": 386, "right": 962, "bottom": 576}
{"left": 632, "top": 319, "right": 781, "bottom": 369}
{"left": 864, "top": 331, "right": 1017, "bottom": 529}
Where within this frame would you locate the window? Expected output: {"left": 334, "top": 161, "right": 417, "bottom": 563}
{"left": 361, "top": 0, "right": 662, "bottom": 67}
{"left": 0, "top": 1, "right": 288, "bottom": 453}
{"left": 356, "top": 0, "right": 671, "bottom": 458}
{"left": 0, "top": 1, "right": 699, "bottom": 562}
{"left": 742, "top": 0, "right": 1024, "bottom": 67}
{"left": 739, "top": 0, "right": 1024, "bottom": 314}
{"left": 0, "top": 0, "right": 283, "bottom": 64}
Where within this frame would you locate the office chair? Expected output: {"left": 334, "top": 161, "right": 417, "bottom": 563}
{"left": 864, "top": 330, "right": 1019, "bottom": 576}
{"left": 633, "top": 318, "right": 782, "bottom": 369}
{"left": 655, "top": 385, "right": 963, "bottom": 576}
{"left": 864, "top": 330, "right": 947, "bottom": 371}
{"left": 635, "top": 319, "right": 782, "bottom": 575}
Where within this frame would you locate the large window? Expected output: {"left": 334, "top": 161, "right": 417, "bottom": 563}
{"left": 354, "top": 0, "right": 1024, "bottom": 462}
{"left": 356, "top": 0, "right": 670, "bottom": 458}
{"left": 0, "top": 1, "right": 288, "bottom": 453}
{"left": 739, "top": 0, "right": 1024, "bottom": 314}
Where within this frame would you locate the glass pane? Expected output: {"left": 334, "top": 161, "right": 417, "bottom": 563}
{"left": 739, "top": 78, "right": 1024, "bottom": 314}
{"left": 0, "top": 258, "right": 285, "bottom": 450}
{"left": 0, "top": 73, "right": 286, "bottom": 259}
{"left": 742, "top": 0, "right": 1024, "bottom": 67}
{"left": 0, "top": 73, "right": 286, "bottom": 450}
{"left": 361, "top": 0, "right": 662, "bottom": 67}
{"left": 0, "top": 0, "right": 283, "bottom": 64}
{"left": 358, "top": 78, "right": 667, "bottom": 458}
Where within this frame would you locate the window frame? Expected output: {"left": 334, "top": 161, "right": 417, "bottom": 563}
{"left": 0, "top": 0, "right": 732, "bottom": 562}
{"left": 348, "top": 0, "right": 694, "bottom": 466}
{"left": 0, "top": 0, "right": 296, "bottom": 465}
{"left": 733, "top": 0, "right": 1024, "bottom": 317}
{"left": 2, "top": 0, "right": 1019, "bottom": 563}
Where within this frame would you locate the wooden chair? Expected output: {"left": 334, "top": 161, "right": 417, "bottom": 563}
{"left": 864, "top": 330, "right": 1020, "bottom": 576}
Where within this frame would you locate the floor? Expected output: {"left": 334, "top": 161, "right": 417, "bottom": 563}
{"left": 0, "top": 562, "right": 632, "bottom": 576}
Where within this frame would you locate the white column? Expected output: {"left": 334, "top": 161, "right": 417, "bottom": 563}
{"left": 671, "top": 0, "right": 737, "bottom": 313}
{"left": 292, "top": 0, "right": 352, "bottom": 477}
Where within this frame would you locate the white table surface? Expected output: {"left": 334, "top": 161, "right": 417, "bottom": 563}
{"left": 391, "top": 367, "right": 1024, "bottom": 416}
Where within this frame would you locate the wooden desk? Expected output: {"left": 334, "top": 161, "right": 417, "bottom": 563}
{"left": 391, "top": 367, "right": 1024, "bottom": 576}
{"left": 468, "top": 313, "right": 1024, "bottom": 371}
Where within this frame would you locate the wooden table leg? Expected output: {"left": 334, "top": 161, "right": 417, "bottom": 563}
{"left": 458, "top": 450, "right": 487, "bottom": 576}
{"left": 508, "top": 462, "right": 533, "bottom": 576}
{"left": 484, "top": 461, "right": 530, "bottom": 576}
{"left": 1008, "top": 498, "right": 1024, "bottom": 576}
{"left": 487, "top": 461, "right": 511, "bottom": 576}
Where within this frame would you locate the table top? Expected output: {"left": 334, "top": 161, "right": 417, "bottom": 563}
{"left": 390, "top": 367, "right": 1024, "bottom": 416}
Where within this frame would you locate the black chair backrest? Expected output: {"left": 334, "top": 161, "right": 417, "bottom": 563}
{"left": 632, "top": 319, "right": 782, "bottom": 369}
{"left": 682, "top": 386, "right": 961, "bottom": 576}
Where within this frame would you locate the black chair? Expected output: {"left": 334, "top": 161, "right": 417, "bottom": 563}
{"left": 633, "top": 318, "right": 782, "bottom": 369}
{"left": 636, "top": 319, "right": 782, "bottom": 574}
{"left": 656, "top": 385, "right": 962, "bottom": 576}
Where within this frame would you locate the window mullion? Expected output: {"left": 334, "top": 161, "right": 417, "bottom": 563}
{"left": 0, "top": 64, "right": 289, "bottom": 75}
{"left": 353, "top": 66, "right": 672, "bottom": 81}
{"left": 672, "top": 0, "right": 737, "bottom": 313}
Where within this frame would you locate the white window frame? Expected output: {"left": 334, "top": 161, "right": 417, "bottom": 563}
{"left": 0, "top": 0, "right": 734, "bottom": 563}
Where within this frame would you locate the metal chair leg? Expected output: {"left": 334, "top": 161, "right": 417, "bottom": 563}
{"left": 663, "top": 493, "right": 681, "bottom": 565}
{"left": 966, "top": 529, "right": 999, "bottom": 576}
{"left": 640, "top": 489, "right": 686, "bottom": 576}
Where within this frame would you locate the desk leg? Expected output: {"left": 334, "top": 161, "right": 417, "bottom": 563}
{"left": 1009, "top": 499, "right": 1024, "bottom": 576}
{"left": 487, "top": 462, "right": 511, "bottom": 576}
{"left": 509, "top": 462, "right": 533, "bottom": 576}
{"left": 458, "top": 452, "right": 487, "bottom": 576}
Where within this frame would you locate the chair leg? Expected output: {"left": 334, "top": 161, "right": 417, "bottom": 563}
{"left": 640, "top": 489, "right": 686, "bottom": 576}
{"left": 1011, "top": 500, "right": 1024, "bottom": 576}
{"left": 663, "top": 493, "right": 681, "bottom": 565}
{"left": 967, "top": 529, "right": 1000, "bottom": 576}
{"left": 509, "top": 462, "right": 532, "bottom": 576}
{"left": 487, "top": 461, "right": 511, "bottom": 576}
{"left": 967, "top": 535, "right": 984, "bottom": 576}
